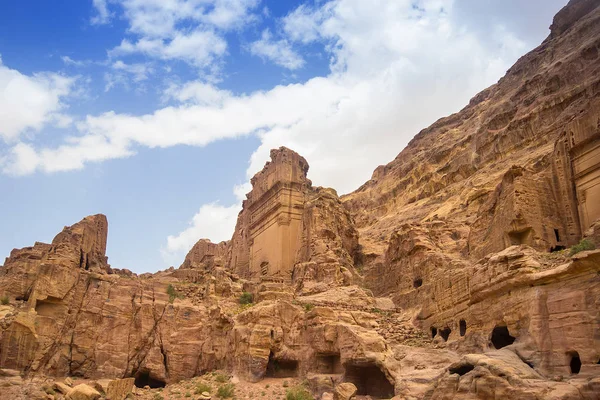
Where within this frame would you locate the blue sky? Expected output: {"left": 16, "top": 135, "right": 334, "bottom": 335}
{"left": 0, "top": 0, "right": 567, "bottom": 273}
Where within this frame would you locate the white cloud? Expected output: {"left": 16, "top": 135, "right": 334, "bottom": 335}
{"left": 112, "top": 60, "right": 153, "bottom": 81}
{"left": 163, "top": 81, "right": 232, "bottom": 106}
{"left": 106, "top": 0, "right": 260, "bottom": 69}
{"left": 282, "top": 4, "right": 324, "bottom": 44}
{"left": 5, "top": 0, "right": 563, "bottom": 254}
{"left": 111, "top": 30, "right": 227, "bottom": 67}
{"left": 104, "top": 60, "right": 154, "bottom": 91}
{"left": 0, "top": 56, "right": 75, "bottom": 142}
{"left": 249, "top": 29, "right": 305, "bottom": 70}
{"left": 91, "top": 0, "right": 112, "bottom": 25}
{"left": 161, "top": 202, "right": 240, "bottom": 265}
{"left": 61, "top": 56, "right": 86, "bottom": 67}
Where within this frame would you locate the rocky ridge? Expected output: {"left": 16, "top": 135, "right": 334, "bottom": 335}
{"left": 1, "top": 1, "right": 600, "bottom": 399}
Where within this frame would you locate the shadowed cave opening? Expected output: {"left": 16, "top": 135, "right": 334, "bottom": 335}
{"left": 449, "top": 363, "right": 475, "bottom": 376}
{"left": 413, "top": 278, "right": 423, "bottom": 288}
{"left": 315, "top": 353, "right": 343, "bottom": 374}
{"left": 266, "top": 352, "right": 299, "bottom": 378}
{"left": 134, "top": 370, "right": 166, "bottom": 389}
{"left": 459, "top": 320, "right": 467, "bottom": 337}
{"left": 440, "top": 327, "right": 451, "bottom": 342}
{"left": 491, "top": 326, "right": 516, "bottom": 349}
{"left": 431, "top": 327, "right": 437, "bottom": 338}
{"left": 344, "top": 364, "right": 394, "bottom": 399}
{"left": 508, "top": 228, "right": 533, "bottom": 246}
{"left": 567, "top": 351, "right": 581, "bottom": 374}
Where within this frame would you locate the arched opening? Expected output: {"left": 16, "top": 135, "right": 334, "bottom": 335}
{"left": 344, "top": 363, "right": 394, "bottom": 399}
{"left": 134, "top": 370, "right": 166, "bottom": 389}
{"left": 440, "top": 327, "right": 451, "bottom": 342}
{"left": 413, "top": 278, "right": 423, "bottom": 288}
{"left": 430, "top": 327, "right": 437, "bottom": 338}
{"left": 567, "top": 351, "right": 581, "bottom": 374}
{"left": 449, "top": 363, "right": 474, "bottom": 376}
{"left": 459, "top": 320, "right": 467, "bottom": 337}
{"left": 550, "top": 245, "right": 566, "bottom": 252}
{"left": 266, "top": 351, "right": 298, "bottom": 378}
{"left": 491, "top": 325, "right": 515, "bottom": 349}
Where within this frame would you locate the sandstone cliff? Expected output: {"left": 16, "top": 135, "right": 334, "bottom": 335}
{"left": 1, "top": 1, "right": 600, "bottom": 399}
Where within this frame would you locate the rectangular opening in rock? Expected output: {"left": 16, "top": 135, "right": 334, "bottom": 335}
{"left": 508, "top": 228, "right": 533, "bottom": 246}
{"left": 34, "top": 297, "right": 66, "bottom": 318}
{"left": 344, "top": 363, "right": 394, "bottom": 399}
{"left": 266, "top": 352, "right": 299, "bottom": 378}
{"left": 315, "top": 353, "right": 343, "bottom": 374}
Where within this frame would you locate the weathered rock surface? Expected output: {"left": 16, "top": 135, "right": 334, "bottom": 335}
{"left": 1, "top": 1, "right": 600, "bottom": 400}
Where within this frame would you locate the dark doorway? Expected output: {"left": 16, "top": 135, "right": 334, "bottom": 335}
{"left": 413, "top": 278, "right": 423, "bottom": 288}
{"left": 134, "top": 370, "right": 166, "bottom": 388}
{"left": 315, "top": 353, "right": 343, "bottom": 374}
{"left": 491, "top": 326, "right": 516, "bottom": 349}
{"left": 567, "top": 351, "right": 581, "bottom": 374}
{"left": 554, "top": 229, "right": 561, "bottom": 242}
{"left": 440, "top": 327, "right": 451, "bottom": 342}
{"left": 266, "top": 352, "right": 299, "bottom": 378}
{"left": 459, "top": 320, "right": 467, "bottom": 337}
{"left": 449, "top": 363, "right": 474, "bottom": 376}
{"left": 344, "top": 364, "right": 394, "bottom": 399}
{"left": 431, "top": 327, "right": 437, "bottom": 338}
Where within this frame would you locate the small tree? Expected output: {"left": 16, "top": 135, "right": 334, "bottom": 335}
{"left": 239, "top": 292, "right": 253, "bottom": 305}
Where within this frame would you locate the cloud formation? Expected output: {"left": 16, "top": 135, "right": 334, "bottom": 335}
{"left": 161, "top": 202, "right": 240, "bottom": 265}
{"left": 249, "top": 29, "right": 305, "bottom": 70}
{"left": 0, "top": 56, "right": 75, "bottom": 143}
{"left": 2, "top": 0, "right": 568, "bottom": 265}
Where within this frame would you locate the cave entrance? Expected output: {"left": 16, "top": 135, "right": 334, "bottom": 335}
{"left": 266, "top": 352, "right": 299, "bottom": 378}
{"left": 491, "top": 325, "right": 516, "bottom": 349}
{"left": 315, "top": 353, "right": 343, "bottom": 374}
{"left": 508, "top": 228, "right": 533, "bottom": 246}
{"left": 459, "top": 320, "right": 467, "bottom": 337}
{"left": 344, "top": 363, "right": 394, "bottom": 399}
{"left": 449, "top": 363, "right": 474, "bottom": 376}
{"left": 567, "top": 351, "right": 581, "bottom": 374}
{"left": 134, "top": 370, "right": 166, "bottom": 389}
{"left": 440, "top": 327, "right": 451, "bottom": 342}
{"left": 431, "top": 327, "right": 437, "bottom": 338}
{"left": 413, "top": 278, "right": 423, "bottom": 288}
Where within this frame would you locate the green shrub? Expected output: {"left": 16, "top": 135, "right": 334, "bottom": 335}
{"left": 303, "top": 303, "right": 314, "bottom": 312}
{"left": 195, "top": 382, "right": 213, "bottom": 394}
{"left": 153, "top": 394, "right": 164, "bottom": 400}
{"left": 217, "top": 383, "right": 235, "bottom": 398}
{"left": 167, "top": 284, "right": 183, "bottom": 303}
{"left": 285, "top": 386, "right": 313, "bottom": 400}
{"left": 569, "top": 239, "right": 596, "bottom": 256}
{"left": 0, "top": 295, "right": 9, "bottom": 305}
{"left": 214, "top": 373, "right": 228, "bottom": 383}
{"left": 239, "top": 292, "right": 253, "bottom": 305}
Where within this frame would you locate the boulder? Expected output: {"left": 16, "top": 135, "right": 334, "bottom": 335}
{"left": 66, "top": 384, "right": 101, "bottom": 400}
{"left": 106, "top": 378, "right": 135, "bottom": 400}
{"left": 334, "top": 382, "right": 357, "bottom": 400}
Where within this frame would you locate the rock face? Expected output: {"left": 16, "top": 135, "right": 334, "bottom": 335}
{"left": 1, "top": 1, "right": 600, "bottom": 400}
{"left": 229, "top": 146, "right": 359, "bottom": 293}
